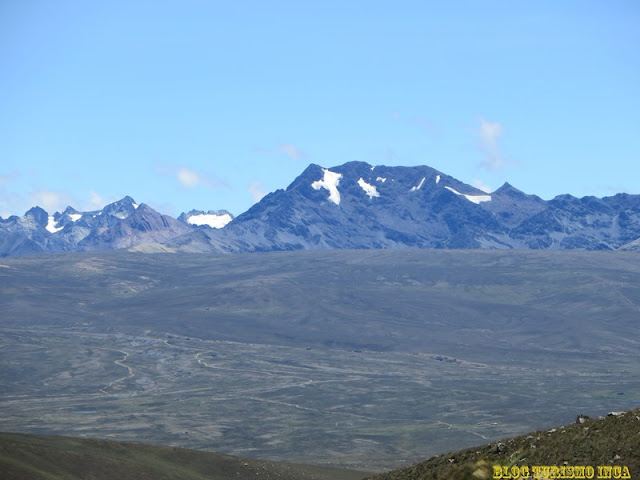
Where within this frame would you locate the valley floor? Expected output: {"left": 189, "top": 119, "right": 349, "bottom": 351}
{"left": 1, "top": 250, "right": 639, "bottom": 471}
{"left": 1, "top": 326, "right": 638, "bottom": 471}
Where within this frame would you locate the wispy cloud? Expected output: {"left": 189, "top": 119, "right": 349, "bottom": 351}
{"left": 0, "top": 175, "right": 75, "bottom": 216}
{"left": 248, "top": 181, "right": 268, "bottom": 203}
{"left": 477, "top": 118, "right": 510, "bottom": 169}
{"left": 79, "top": 190, "right": 122, "bottom": 212}
{"left": 29, "top": 190, "right": 74, "bottom": 213}
{"left": 0, "top": 172, "right": 22, "bottom": 217}
{"left": 157, "top": 165, "right": 227, "bottom": 190}
{"left": 278, "top": 144, "right": 306, "bottom": 160}
{"left": 85, "top": 190, "right": 107, "bottom": 210}
{"left": 0, "top": 192, "right": 24, "bottom": 218}
{"left": 254, "top": 143, "right": 307, "bottom": 161}
{"left": 473, "top": 179, "right": 492, "bottom": 193}
{"left": 0, "top": 178, "right": 117, "bottom": 217}
{"left": 177, "top": 167, "right": 203, "bottom": 188}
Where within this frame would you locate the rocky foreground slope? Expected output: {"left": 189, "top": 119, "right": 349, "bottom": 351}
{"left": 367, "top": 409, "right": 640, "bottom": 480}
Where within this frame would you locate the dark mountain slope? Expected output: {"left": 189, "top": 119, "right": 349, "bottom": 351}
{"left": 199, "top": 162, "right": 510, "bottom": 252}
{"left": 197, "top": 161, "right": 640, "bottom": 252}
{"left": 0, "top": 432, "right": 370, "bottom": 480}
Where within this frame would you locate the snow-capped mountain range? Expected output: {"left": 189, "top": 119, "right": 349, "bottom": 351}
{"left": 2, "top": 162, "right": 639, "bottom": 257}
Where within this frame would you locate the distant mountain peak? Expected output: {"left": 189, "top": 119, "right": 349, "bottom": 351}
{"left": 342, "top": 160, "right": 372, "bottom": 168}
{"left": 119, "top": 195, "right": 137, "bottom": 205}
{"left": 62, "top": 206, "right": 80, "bottom": 214}
{"left": 25, "top": 206, "right": 48, "bottom": 220}
{"left": 2, "top": 162, "right": 640, "bottom": 257}
{"left": 101, "top": 196, "right": 139, "bottom": 219}
{"left": 494, "top": 182, "right": 525, "bottom": 195}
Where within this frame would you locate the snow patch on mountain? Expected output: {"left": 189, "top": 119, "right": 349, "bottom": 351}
{"left": 133, "top": 203, "right": 139, "bottom": 209}
{"left": 436, "top": 175, "right": 441, "bottom": 184}
{"left": 311, "top": 169, "right": 343, "bottom": 205}
{"left": 444, "top": 186, "right": 491, "bottom": 204}
{"left": 376, "top": 177, "right": 387, "bottom": 183}
{"left": 69, "top": 213, "right": 82, "bottom": 222}
{"left": 410, "top": 177, "right": 426, "bottom": 192}
{"left": 46, "top": 216, "right": 63, "bottom": 233}
{"left": 358, "top": 178, "right": 380, "bottom": 198}
{"left": 187, "top": 212, "right": 233, "bottom": 229}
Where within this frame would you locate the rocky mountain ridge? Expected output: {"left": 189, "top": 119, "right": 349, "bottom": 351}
{"left": 2, "top": 162, "right": 639, "bottom": 256}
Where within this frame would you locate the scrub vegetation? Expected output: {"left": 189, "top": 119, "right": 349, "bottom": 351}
{"left": 367, "top": 409, "right": 640, "bottom": 480}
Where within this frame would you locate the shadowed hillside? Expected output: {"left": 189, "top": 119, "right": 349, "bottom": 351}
{"left": 0, "top": 432, "right": 370, "bottom": 480}
{"left": 367, "top": 409, "right": 640, "bottom": 480}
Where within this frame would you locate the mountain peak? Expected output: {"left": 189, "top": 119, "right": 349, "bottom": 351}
{"left": 495, "top": 182, "right": 523, "bottom": 195}
{"left": 2, "top": 162, "right": 640, "bottom": 256}
{"left": 286, "top": 163, "right": 325, "bottom": 188}
{"left": 101, "top": 196, "right": 139, "bottom": 219}
{"left": 335, "top": 160, "right": 373, "bottom": 172}
{"left": 116, "top": 195, "right": 137, "bottom": 206}
{"left": 62, "top": 206, "right": 80, "bottom": 215}
{"left": 25, "top": 206, "right": 48, "bottom": 218}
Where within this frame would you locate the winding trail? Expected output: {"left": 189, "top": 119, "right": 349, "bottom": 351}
{"left": 100, "top": 349, "right": 134, "bottom": 393}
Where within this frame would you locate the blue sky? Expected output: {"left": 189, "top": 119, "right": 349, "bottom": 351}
{"left": 1, "top": 1, "right": 639, "bottom": 218}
